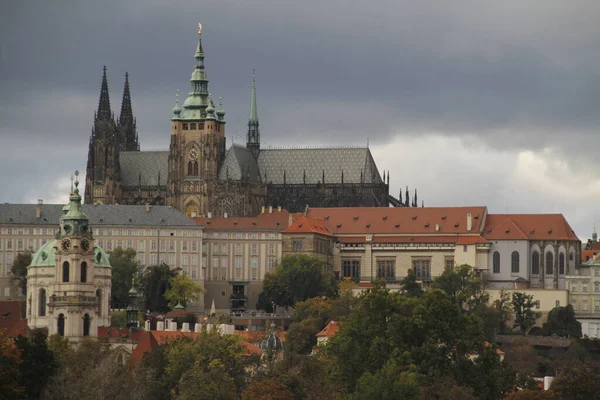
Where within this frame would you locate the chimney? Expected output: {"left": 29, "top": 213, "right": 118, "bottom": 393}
{"left": 36, "top": 199, "right": 43, "bottom": 218}
{"left": 144, "top": 320, "right": 151, "bottom": 331}
{"left": 145, "top": 203, "right": 150, "bottom": 213}
{"left": 435, "top": 224, "right": 440, "bottom": 232}
{"left": 207, "top": 212, "right": 212, "bottom": 219}
{"left": 224, "top": 212, "right": 228, "bottom": 219}
{"left": 157, "top": 321, "right": 165, "bottom": 331}
{"left": 261, "top": 206, "right": 265, "bottom": 214}
{"left": 181, "top": 322, "right": 190, "bottom": 332}
{"left": 269, "top": 206, "right": 273, "bottom": 214}
{"left": 467, "top": 213, "right": 472, "bottom": 232}
{"left": 278, "top": 206, "right": 282, "bottom": 212}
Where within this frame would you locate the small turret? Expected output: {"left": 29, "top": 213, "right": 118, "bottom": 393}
{"left": 216, "top": 97, "right": 225, "bottom": 121}
{"left": 171, "top": 90, "right": 182, "bottom": 121}
{"left": 593, "top": 226, "right": 598, "bottom": 243}
{"left": 246, "top": 70, "right": 260, "bottom": 154}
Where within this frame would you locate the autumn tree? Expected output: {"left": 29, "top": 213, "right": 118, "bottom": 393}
{"left": 110, "top": 247, "right": 142, "bottom": 308}
{"left": 10, "top": 251, "right": 32, "bottom": 297}
{"left": 260, "top": 255, "right": 338, "bottom": 308}
{"left": 164, "top": 273, "right": 204, "bottom": 309}
{"left": 0, "top": 329, "right": 23, "bottom": 399}
{"left": 242, "top": 378, "right": 294, "bottom": 400}
{"left": 512, "top": 292, "right": 540, "bottom": 335}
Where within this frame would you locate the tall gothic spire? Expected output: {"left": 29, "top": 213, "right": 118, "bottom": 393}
{"left": 118, "top": 72, "right": 139, "bottom": 151}
{"left": 97, "top": 66, "right": 112, "bottom": 121}
{"left": 246, "top": 70, "right": 260, "bottom": 153}
{"left": 119, "top": 72, "right": 133, "bottom": 124}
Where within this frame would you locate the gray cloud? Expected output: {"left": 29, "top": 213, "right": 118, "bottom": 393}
{"left": 1, "top": 0, "right": 599, "bottom": 238}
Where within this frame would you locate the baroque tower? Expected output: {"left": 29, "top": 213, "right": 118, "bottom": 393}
{"left": 167, "top": 23, "right": 227, "bottom": 217}
{"left": 27, "top": 172, "right": 112, "bottom": 339}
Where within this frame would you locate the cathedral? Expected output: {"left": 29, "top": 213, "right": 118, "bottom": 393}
{"left": 85, "top": 25, "right": 415, "bottom": 218}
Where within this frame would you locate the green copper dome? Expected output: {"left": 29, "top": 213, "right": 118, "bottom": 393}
{"left": 29, "top": 240, "right": 111, "bottom": 268}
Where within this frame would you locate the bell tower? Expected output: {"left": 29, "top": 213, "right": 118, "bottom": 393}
{"left": 27, "top": 171, "right": 112, "bottom": 340}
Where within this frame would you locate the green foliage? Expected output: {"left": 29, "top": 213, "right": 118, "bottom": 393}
{"left": 432, "top": 264, "right": 488, "bottom": 311}
{"left": 14, "top": 332, "right": 58, "bottom": 399}
{"left": 111, "top": 310, "right": 127, "bottom": 328}
{"left": 255, "top": 291, "right": 274, "bottom": 312}
{"left": 505, "top": 390, "right": 559, "bottom": 400}
{"left": 261, "top": 254, "right": 338, "bottom": 308}
{"left": 110, "top": 247, "right": 142, "bottom": 308}
{"left": 242, "top": 378, "right": 294, "bottom": 400}
{"left": 350, "top": 361, "right": 422, "bottom": 400}
{"left": 511, "top": 292, "right": 540, "bottom": 335}
{"left": 164, "top": 273, "right": 204, "bottom": 309}
{"left": 10, "top": 251, "right": 32, "bottom": 297}
{"left": 551, "top": 360, "right": 600, "bottom": 399}
{"left": 140, "top": 263, "right": 181, "bottom": 313}
{"left": 399, "top": 268, "right": 423, "bottom": 297}
{"left": 542, "top": 305, "right": 582, "bottom": 338}
{"left": 0, "top": 329, "right": 23, "bottom": 399}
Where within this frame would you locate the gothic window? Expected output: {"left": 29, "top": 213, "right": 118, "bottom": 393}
{"left": 58, "top": 314, "right": 65, "bottom": 337}
{"left": 532, "top": 252, "right": 540, "bottom": 275}
{"left": 62, "top": 261, "right": 70, "bottom": 283}
{"left": 81, "top": 262, "right": 87, "bottom": 283}
{"left": 545, "top": 251, "right": 554, "bottom": 275}
{"left": 188, "top": 161, "right": 193, "bottom": 175}
{"left": 493, "top": 251, "right": 500, "bottom": 274}
{"left": 83, "top": 314, "right": 90, "bottom": 337}
{"left": 511, "top": 251, "right": 519, "bottom": 274}
{"left": 559, "top": 253, "right": 565, "bottom": 275}
{"left": 193, "top": 162, "right": 199, "bottom": 176}
{"left": 38, "top": 289, "right": 46, "bottom": 317}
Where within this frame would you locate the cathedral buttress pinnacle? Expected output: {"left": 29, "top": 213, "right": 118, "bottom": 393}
{"left": 246, "top": 70, "right": 260, "bottom": 154}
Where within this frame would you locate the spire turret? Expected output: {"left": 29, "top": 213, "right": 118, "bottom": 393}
{"left": 119, "top": 73, "right": 133, "bottom": 124}
{"left": 246, "top": 70, "right": 260, "bottom": 153}
{"left": 180, "top": 23, "right": 210, "bottom": 120}
{"left": 118, "top": 72, "right": 139, "bottom": 151}
{"left": 593, "top": 225, "right": 598, "bottom": 243}
{"left": 97, "top": 66, "right": 112, "bottom": 121}
{"left": 216, "top": 96, "right": 225, "bottom": 120}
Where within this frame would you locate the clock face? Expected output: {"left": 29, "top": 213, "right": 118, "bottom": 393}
{"left": 81, "top": 239, "right": 90, "bottom": 252}
{"left": 189, "top": 148, "right": 198, "bottom": 161}
{"left": 61, "top": 239, "right": 72, "bottom": 252}
{"left": 63, "top": 224, "right": 72, "bottom": 234}
{"left": 80, "top": 224, "right": 88, "bottom": 234}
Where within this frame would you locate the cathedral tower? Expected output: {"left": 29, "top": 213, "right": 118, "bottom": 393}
{"left": 27, "top": 172, "right": 112, "bottom": 339}
{"left": 168, "top": 23, "right": 227, "bottom": 217}
{"left": 118, "top": 72, "right": 140, "bottom": 151}
{"left": 246, "top": 71, "right": 260, "bottom": 155}
{"left": 85, "top": 67, "right": 122, "bottom": 205}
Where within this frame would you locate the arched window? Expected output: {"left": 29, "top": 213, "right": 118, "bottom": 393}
{"left": 493, "top": 252, "right": 500, "bottom": 273}
{"left": 62, "top": 261, "right": 70, "bottom": 283}
{"left": 83, "top": 314, "right": 90, "bottom": 337}
{"left": 38, "top": 289, "right": 46, "bottom": 317}
{"left": 559, "top": 253, "right": 565, "bottom": 275}
{"left": 80, "top": 262, "right": 87, "bottom": 283}
{"left": 187, "top": 161, "right": 193, "bottom": 175}
{"left": 57, "top": 314, "right": 65, "bottom": 337}
{"left": 511, "top": 251, "right": 520, "bottom": 274}
{"left": 96, "top": 289, "right": 102, "bottom": 316}
{"left": 546, "top": 252, "right": 554, "bottom": 275}
{"left": 193, "top": 161, "right": 199, "bottom": 176}
{"left": 532, "top": 252, "right": 540, "bottom": 275}
{"left": 556, "top": 300, "right": 560, "bottom": 307}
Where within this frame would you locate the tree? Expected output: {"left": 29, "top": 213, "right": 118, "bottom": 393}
{"left": 350, "top": 361, "right": 422, "bottom": 400}
{"left": 505, "top": 390, "right": 559, "bottom": 400}
{"left": 0, "top": 329, "right": 23, "bottom": 399}
{"left": 261, "top": 254, "right": 338, "bottom": 308}
{"left": 140, "top": 263, "right": 180, "bottom": 313}
{"left": 164, "top": 273, "right": 204, "bottom": 309}
{"left": 256, "top": 291, "right": 274, "bottom": 313}
{"left": 14, "top": 332, "right": 58, "bottom": 399}
{"left": 110, "top": 247, "right": 142, "bottom": 309}
{"left": 432, "top": 264, "right": 489, "bottom": 311}
{"left": 551, "top": 360, "right": 600, "bottom": 399}
{"left": 399, "top": 268, "right": 423, "bottom": 297}
{"left": 242, "top": 378, "right": 294, "bottom": 400}
{"left": 10, "top": 252, "right": 32, "bottom": 297}
{"left": 512, "top": 292, "right": 540, "bottom": 335}
{"left": 542, "top": 305, "right": 582, "bottom": 338}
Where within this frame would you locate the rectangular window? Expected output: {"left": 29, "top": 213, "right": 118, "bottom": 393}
{"left": 127, "top": 240, "right": 133, "bottom": 249}
{"left": 445, "top": 257, "right": 455, "bottom": 271}
{"left": 251, "top": 258, "right": 258, "bottom": 269}
{"left": 342, "top": 260, "right": 360, "bottom": 280}
{"left": 107, "top": 241, "right": 113, "bottom": 250}
{"left": 138, "top": 240, "right": 145, "bottom": 251}
{"left": 182, "top": 255, "right": 188, "bottom": 265}
{"left": 413, "top": 259, "right": 432, "bottom": 281}
{"left": 17, "top": 240, "right": 23, "bottom": 250}
{"left": 595, "top": 301, "right": 600, "bottom": 312}
{"left": 235, "top": 257, "right": 242, "bottom": 269}
{"left": 583, "top": 284, "right": 589, "bottom": 293}
{"left": 212, "top": 257, "right": 219, "bottom": 268}
{"left": 127, "top": 230, "right": 133, "bottom": 236}
{"left": 222, "top": 257, "right": 228, "bottom": 269}
{"left": 183, "top": 241, "right": 188, "bottom": 251}
{"left": 42, "top": 228, "right": 47, "bottom": 235}
{"left": 236, "top": 233, "right": 243, "bottom": 240}
{"left": 192, "top": 241, "right": 197, "bottom": 251}
{"left": 212, "top": 243, "right": 219, "bottom": 254}
{"left": 251, "top": 244, "right": 258, "bottom": 255}
{"left": 250, "top": 233, "right": 258, "bottom": 240}
{"left": 137, "top": 253, "right": 146, "bottom": 265}
{"left": 183, "top": 123, "right": 189, "bottom": 130}
{"left": 268, "top": 244, "right": 275, "bottom": 255}
{"left": 583, "top": 300, "right": 589, "bottom": 312}
{"left": 169, "top": 241, "right": 175, "bottom": 251}
{"left": 6, "top": 240, "right": 11, "bottom": 250}
{"left": 595, "top": 282, "right": 600, "bottom": 293}
{"left": 235, "top": 244, "right": 242, "bottom": 255}
{"left": 202, "top": 243, "right": 207, "bottom": 253}
{"left": 117, "top": 240, "right": 123, "bottom": 248}
{"left": 191, "top": 255, "right": 198, "bottom": 266}
{"left": 221, "top": 243, "right": 227, "bottom": 254}
{"left": 572, "top": 284, "right": 577, "bottom": 292}
{"left": 28, "top": 239, "right": 34, "bottom": 250}
{"left": 268, "top": 257, "right": 276, "bottom": 271}
{"left": 292, "top": 239, "right": 304, "bottom": 252}
{"left": 168, "top": 254, "right": 175, "bottom": 265}
{"left": 7, "top": 253, "right": 13, "bottom": 266}
{"left": 377, "top": 260, "right": 395, "bottom": 280}
{"left": 160, "top": 241, "right": 165, "bottom": 251}
{"left": 192, "top": 270, "right": 197, "bottom": 279}
{"left": 151, "top": 254, "right": 157, "bottom": 265}
{"left": 190, "top": 123, "right": 196, "bottom": 130}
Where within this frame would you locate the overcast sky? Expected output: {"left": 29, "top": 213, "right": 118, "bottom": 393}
{"left": 1, "top": 1, "right": 599, "bottom": 240}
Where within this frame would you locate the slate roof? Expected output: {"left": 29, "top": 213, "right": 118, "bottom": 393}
{"left": 0, "top": 204, "right": 197, "bottom": 227}
{"left": 218, "top": 146, "right": 383, "bottom": 185}
{"left": 120, "top": 151, "right": 169, "bottom": 187}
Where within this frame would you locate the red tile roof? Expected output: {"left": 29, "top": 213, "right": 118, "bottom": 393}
{"left": 483, "top": 214, "right": 579, "bottom": 241}
{"left": 283, "top": 215, "right": 334, "bottom": 236}
{"left": 306, "top": 207, "right": 487, "bottom": 235}
{"left": 582, "top": 250, "right": 599, "bottom": 262}
{"left": 193, "top": 209, "right": 290, "bottom": 231}
{"left": 339, "top": 235, "right": 488, "bottom": 245}
{"left": 0, "top": 301, "right": 26, "bottom": 337}
{"left": 316, "top": 321, "right": 340, "bottom": 338}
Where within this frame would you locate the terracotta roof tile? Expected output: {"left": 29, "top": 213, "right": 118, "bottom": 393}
{"left": 0, "top": 301, "right": 26, "bottom": 337}
{"left": 316, "top": 321, "right": 340, "bottom": 337}
{"left": 582, "top": 250, "right": 599, "bottom": 262}
{"left": 193, "top": 209, "right": 290, "bottom": 231}
{"left": 339, "top": 235, "right": 488, "bottom": 245}
{"left": 283, "top": 215, "right": 334, "bottom": 236}
{"left": 306, "top": 206, "right": 487, "bottom": 235}
{"left": 483, "top": 214, "right": 579, "bottom": 241}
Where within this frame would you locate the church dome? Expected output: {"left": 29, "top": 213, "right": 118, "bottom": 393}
{"left": 29, "top": 239, "right": 112, "bottom": 269}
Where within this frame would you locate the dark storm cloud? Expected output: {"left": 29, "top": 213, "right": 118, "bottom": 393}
{"left": 1, "top": 0, "right": 599, "bottom": 209}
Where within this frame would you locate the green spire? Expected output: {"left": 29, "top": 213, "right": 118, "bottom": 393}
{"left": 205, "top": 94, "right": 216, "bottom": 120}
{"left": 180, "top": 23, "right": 209, "bottom": 120}
{"left": 59, "top": 171, "right": 90, "bottom": 238}
{"left": 246, "top": 70, "right": 260, "bottom": 152}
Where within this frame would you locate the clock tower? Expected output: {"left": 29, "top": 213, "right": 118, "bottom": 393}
{"left": 27, "top": 172, "right": 112, "bottom": 339}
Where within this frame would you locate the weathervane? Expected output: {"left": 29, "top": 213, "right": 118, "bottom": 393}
{"left": 198, "top": 23, "right": 203, "bottom": 36}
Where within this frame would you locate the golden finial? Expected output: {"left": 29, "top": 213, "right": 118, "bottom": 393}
{"left": 198, "top": 23, "right": 203, "bottom": 36}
